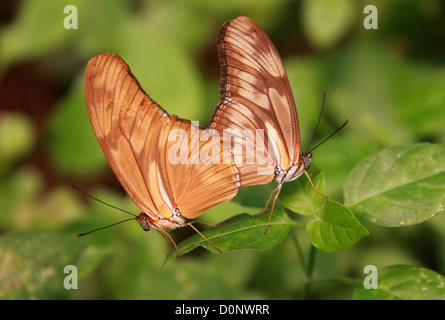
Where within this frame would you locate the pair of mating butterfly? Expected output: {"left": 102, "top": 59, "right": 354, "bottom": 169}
{"left": 81, "top": 17, "right": 346, "bottom": 255}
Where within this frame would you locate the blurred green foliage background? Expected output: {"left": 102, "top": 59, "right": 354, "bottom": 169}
{"left": 0, "top": 0, "right": 444, "bottom": 299}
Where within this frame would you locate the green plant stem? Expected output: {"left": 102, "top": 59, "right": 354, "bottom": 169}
{"left": 302, "top": 245, "right": 317, "bottom": 299}
{"left": 290, "top": 230, "right": 361, "bottom": 297}
{"left": 290, "top": 230, "right": 318, "bottom": 299}
{"left": 290, "top": 230, "right": 307, "bottom": 271}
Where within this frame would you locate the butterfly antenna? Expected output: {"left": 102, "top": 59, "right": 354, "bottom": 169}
{"left": 307, "top": 119, "right": 349, "bottom": 154}
{"left": 71, "top": 185, "right": 141, "bottom": 237}
{"left": 70, "top": 185, "right": 137, "bottom": 217}
{"left": 77, "top": 218, "right": 135, "bottom": 237}
{"left": 305, "top": 92, "right": 327, "bottom": 153}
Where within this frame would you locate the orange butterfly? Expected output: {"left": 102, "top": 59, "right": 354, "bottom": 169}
{"left": 210, "top": 17, "right": 346, "bottom": 232}
{"left": 84, "top": 53, "right": 241, "bottom": 254}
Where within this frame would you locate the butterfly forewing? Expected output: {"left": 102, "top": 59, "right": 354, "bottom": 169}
{"left": 210, "top": 16, "right": 300, "bottom": 185}
{"left": 85, "top": 53, "right": 240, "bottom": 224}
{"left": 85, "top": 54, "right": 162, "bottom": 219}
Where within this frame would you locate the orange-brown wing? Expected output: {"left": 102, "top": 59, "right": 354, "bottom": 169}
{"left": 209, "top": 16, "right": 300, "bottom": 186}
{"left": 85, "top": 53, "right": 239, "bottom": 221}
{"left": 85, "top": 53, "right": 165, "bottom": 220}
{"left": 159, "top": 121, "right": 240, "bottom": 219}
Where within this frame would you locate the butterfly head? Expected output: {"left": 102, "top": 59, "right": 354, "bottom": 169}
{"left": 301, "top": 152, "right": 312, "bottom": 170}
{"left": 136, "top": 213, "right": 152, "bottom": 231}
{"left": 281, "top": 152, "right": 312, "bottom": 183}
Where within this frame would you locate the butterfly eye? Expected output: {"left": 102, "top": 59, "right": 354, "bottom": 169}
{"left": 137, "top": 214, "right": 151, "bottom": 231}
{"left": 302, "top": 153, "right": 312, "bottom": 169}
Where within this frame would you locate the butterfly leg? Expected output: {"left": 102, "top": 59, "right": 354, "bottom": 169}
{"left": 155, "top": 228, "right": 180, "bottom": 256}
{"left": 250, "top": 182, "right": 283, "bottom": 217}
{"left": 184, "top": 222, "right": 223, "bottom": 253}
{"left": 264, "top": 183, "right": 283, "bottom": 235}
{"left": 303, "top": 170, "right": 327, "bottom": 198}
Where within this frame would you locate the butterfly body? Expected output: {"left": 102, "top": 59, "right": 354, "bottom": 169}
{"left": 136, "top": 212, "right": 184, "bottom": 231}
{"left": 276, "top": 152, "right": 312, "bottom": 184}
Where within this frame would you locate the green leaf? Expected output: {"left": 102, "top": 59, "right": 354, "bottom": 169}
{"left": 0, "top": 167, "right": 43, "bottom": 228}
{"left": 164, "top": 211, "right": 303, "bottom": 263}
{"left": 75, "top": 246, "right": 111, "bottom": 278}
{"left": 0, "top": 232, "right": 109, "bottom": 299}
{"left": 0, "top": 113, "right": 34, "bottom": 174}
{"left": 0, "top": 0, "right": 70, "bottom": 69}
{"left": 353, "top": 265, "right": 445, "bottom": 300}
{"left": 397, "top": 68, "right": 445, "bottom": 138}
{"left": 279, "top": 165, "right": 326, "bottom": 216}
{"left": 302, "top": 0, "right": 356, "bottom": 49}
{"left": 344, "top": 143, "right": 445, "bottom": 227}
{"left": 116, "top": 26, "right": 204, "bottom": 121}
{"left": 46, "top": 75, "right": 106, "bottom": 176}
{"left": 277, "top": 166, "right": 367, "bottom": 252}
{"left": 328, "top": 40, "right": 411, "bottom": 147}
{"left": 306, "top": 199, "right": 369, "bottom": 252}
{"left": 231, "top": 184, "right": 275, "bottom": 209}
